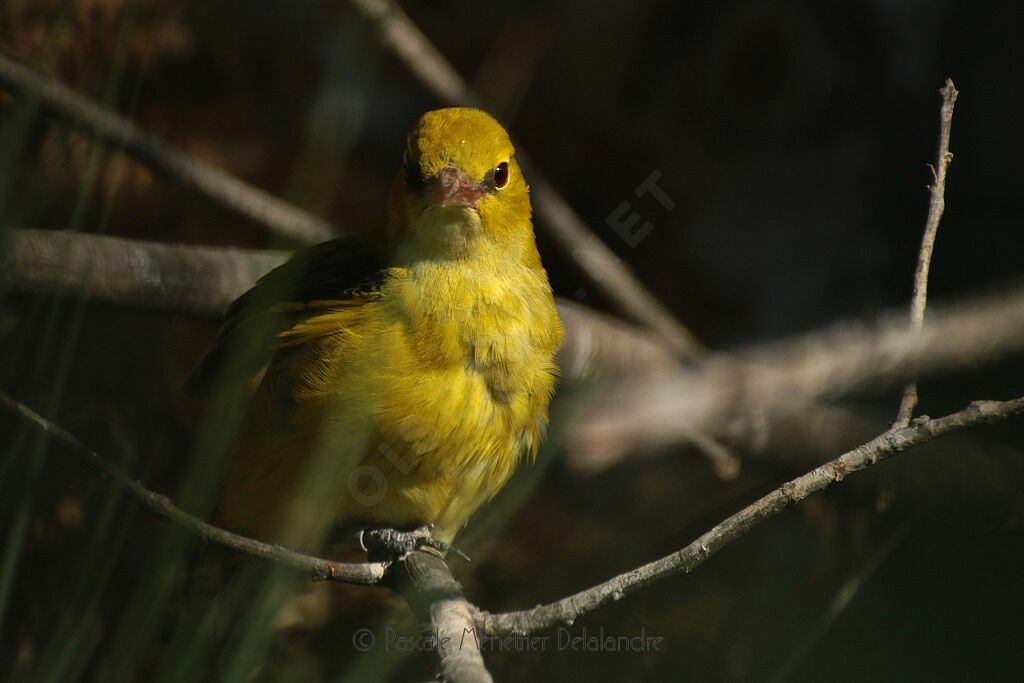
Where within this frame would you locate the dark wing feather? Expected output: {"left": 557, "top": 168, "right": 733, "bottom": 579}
{"left": 185, "top": 238, "right": 389, "bottom": 398}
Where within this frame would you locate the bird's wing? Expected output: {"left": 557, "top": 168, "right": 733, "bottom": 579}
{"left": 185, "top": 238, "right": 390, "bottom": 398}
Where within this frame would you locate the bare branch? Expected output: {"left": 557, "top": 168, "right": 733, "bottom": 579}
{"left": 7, "top": 225, "right": 1023, "bottom": 462}
{"left": 395, "top": 551, "right": 494, "bottom": 683}
{"left": 555, "top": 298, "right": 678, "bottom": 379}
{"left": 476, "top": 396, "right": 1024, "bottom": 635}
{"left": 350, "top": 0, "right": 702, "bottom": 357}
{"left": 0, "top": 228, "right": 290, "bottom": 316}
{"left": 0, "top": 53, "right": 336, "bottom": 244}
{"left": 895, "top": 79, "right": 959, "bottom": 427}
{"left": 349, "top": 0, "right": 476, "bottom": 107}
{"left": 527, "top": 170, "right": 704, "bottom": 357}
{"left": 7, "top": 228, "right": 1024, "bottom": 466}
{"left": 0, "top": 391, "right": 388, "bottom": 585}
{"left": 1, "top": 388, "right": 493, "bottom": 681}
{"left": 0, "top": 226, "right": 896, "bottom": 477}
{"left": 570, "top": 283, "right": 1024, "bottom": 463}
{"left": 0, "top": 229, "right": 672, "bottom": 380}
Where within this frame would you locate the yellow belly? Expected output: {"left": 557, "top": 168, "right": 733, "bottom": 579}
{"left": 217, "top": 267, "right": 560, "bottom": 549}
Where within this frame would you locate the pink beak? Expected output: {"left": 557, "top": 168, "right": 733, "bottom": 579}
{"left": 425, "top": 166, "right": 484, "bottom": 208}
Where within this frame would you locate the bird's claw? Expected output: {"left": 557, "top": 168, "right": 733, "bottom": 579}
{"left": 358, "top": 524, "right": 471, "bottom": 562}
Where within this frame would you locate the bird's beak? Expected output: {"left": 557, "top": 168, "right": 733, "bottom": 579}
{"left": 424, "top": 165, "right": 484, "bottom": 209}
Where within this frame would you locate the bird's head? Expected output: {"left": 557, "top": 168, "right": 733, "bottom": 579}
{"left": 388, "top": 108, "right": 534, "bottom": 260}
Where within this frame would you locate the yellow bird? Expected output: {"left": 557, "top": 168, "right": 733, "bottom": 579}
{"left": 187, "top": 108, "right": 563, "bottom": 554}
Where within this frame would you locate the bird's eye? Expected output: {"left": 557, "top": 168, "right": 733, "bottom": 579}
{"left": 493, "top": 161, "right": 509, "bottom": 189}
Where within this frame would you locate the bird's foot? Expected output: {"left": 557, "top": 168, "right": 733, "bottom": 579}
{"left": 357, "top": 524, "right": 470, "bottom": 562}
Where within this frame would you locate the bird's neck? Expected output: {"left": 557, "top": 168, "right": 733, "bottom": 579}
{"left": 396, "top": 230, "right": 542, "bottom": 302}
{"left": 388, "top": 221, "right": 554, "bottom": 375}
{"left": 393, "top": 206, "right": 538, "bottom": 267}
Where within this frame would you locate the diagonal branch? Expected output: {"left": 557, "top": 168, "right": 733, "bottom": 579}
{"left": 0, "top": 390, "right": 490, "bottom": 680}
{"left": 0, "top": 53, "right": 336, "bottom": 245}
{"left": 475, "top": 396, "right": 1024, "bottom": 635}
{"left": 894, "top": 79, "right": 959, "bottom": 428}
{"left": 350, "top": 0, "right": 703, "bottom": 357}
{"left": 525, "top": 170, "right": 704, "bottom": 357}
{"left": 349, "top": 0, "right": 477, "bottom": 107}
{"left": 0, "top": 391, "right": 388, "bottom": 585}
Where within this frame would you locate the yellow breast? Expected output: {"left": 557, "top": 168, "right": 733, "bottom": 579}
{"left": 219, "top": 241, "right": 562, "bottom": 547}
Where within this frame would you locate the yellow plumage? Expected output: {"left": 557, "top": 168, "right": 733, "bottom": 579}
{"left": 189, "top": 108, "right": 562, "bottom": 550}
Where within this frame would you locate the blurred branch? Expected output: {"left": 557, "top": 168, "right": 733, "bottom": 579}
{"left": 569, "top": 282, "right": 1024, "bottom": 465}
{"left": 555, "top": 298, "right": 678, "bottom": 378}
{"left": 526, "top": 170, "right": 704, "bottom": 357}
{"left": 770, "top": 518, "right": 916, "bottom": 681}
{"left": 7, "top": 229, "right": 1024, "bottom": 468}
{"left": 0, "top": 228, "right": 673, "bottom": 380}
{"left": 350, "top": 0, "right": 703, "bottom": 357}
{"left": 477, "top": 397, "right": 1024, "bottom": 636}
{"left": 0, "top": 391, "right": 388, "bottom": 585}
{"left": 349, "top": 0, "right": 475, "bottom": 107}
{"left": 0, "top": 228, "right": 289, "bottom": 316}
{"left": 0, "top": 53, "right": 335, "bottom": 244}
{"left": 894, "top": 79, "right": 958, "bottom": 428}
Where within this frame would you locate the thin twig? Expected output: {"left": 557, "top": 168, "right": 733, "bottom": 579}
{"left": 895, "top": 79, "right": 959, "bottom": 428}
{"left": 0, "top": 54, "right": 336, "bottom": 244}
{"left": 1, "top": 391, "right": 492, "bottom": 680}
{"left": 0, "top": 391, "right": 388, "bottom": 585}
{"left": 350, "top": 0, "right": 703, "bottom": 357}
{"left": 476, "top": 396, "right": 1024, "bottom": 635}
{"left": 0, "top": 390, "right": 492, "bottom": 680}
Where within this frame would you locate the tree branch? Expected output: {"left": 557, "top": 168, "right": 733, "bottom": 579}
{"left": 0, "top": 228, "right": 673, "bottom": 380}
{"left": 895, "top": 79, "right": 959, "bottom": 428}
{"left": 0, "top": 53, "right": 336, "bottom": 244}
{"left": 395, "top": 551, "right": 494, "bottom": 683}
{"left": 7, "top": 228, "right": 1024, "bottom": 470}
{"left": 476, "top": 396, "right": 1024, "bottom": 635}
{"left": 348, "top": 0, "right": 476, "bottom": 107}
{"left": 0, "top": 391, "right": 388, "bottom": 585}
{"left": 0, "top": 228, "right": 290, "bottom": 316}
{"left": 1, "top": 388, "right": 494, "bottom": 681}
{"left": 570, "top": 282, "right": 1024, "bottom": 464}
{"left": 350, "top": 0, "right": 703, "bottom": 357}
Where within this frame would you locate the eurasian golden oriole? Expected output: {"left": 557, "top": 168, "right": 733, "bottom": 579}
{"left": 187, "top": 107, "right": 563, "bottom": 553}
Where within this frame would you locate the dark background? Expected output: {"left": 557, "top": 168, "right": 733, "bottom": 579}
{"left": 1, "top": 1, "right": 1022, "bottom": 681}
